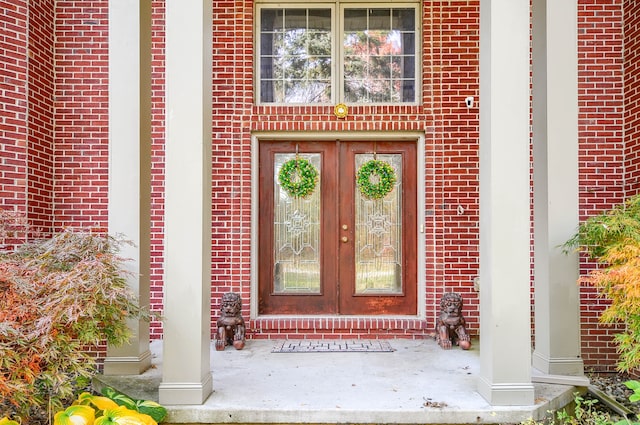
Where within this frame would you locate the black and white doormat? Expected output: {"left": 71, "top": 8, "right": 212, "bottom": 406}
{"left": 271, "top": 339, "right": 395, "bottom": 353}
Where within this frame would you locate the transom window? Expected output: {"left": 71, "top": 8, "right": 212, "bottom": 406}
{"left": 257, "top": 2, "right": 419, "bottom": 105}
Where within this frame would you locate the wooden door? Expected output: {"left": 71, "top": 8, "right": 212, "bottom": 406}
{"left": 258, "top": 140, "right": 417, "bottom": 315}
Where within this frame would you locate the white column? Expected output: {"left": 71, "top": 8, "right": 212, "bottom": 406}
{"left": 478, "top": 0, "right": 535, "bottom": 405}
{"left": 159, "top": 0, "right": 213, "bottom": 405}
{"left": 532, "top": 0, "right": 585, "bottom": 377}
{"left": 105, "top": 0, "right": 152, "bottom": 375}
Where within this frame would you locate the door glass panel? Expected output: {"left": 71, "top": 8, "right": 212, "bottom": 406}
{"left": 273, "top": 153, "right": 322, "bottom": 294}
{"left": 354, "top": 153, "right": 402, "bottom": 294}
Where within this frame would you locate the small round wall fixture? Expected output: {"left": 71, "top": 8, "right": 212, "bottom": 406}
{"left": 334, "top": 103, "right": 348, "bottom": 119}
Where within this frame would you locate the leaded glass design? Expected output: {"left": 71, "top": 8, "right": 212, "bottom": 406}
{"left": 273, "top": 153, "right": 322, "bottom": 293}
{"left": 354, "top": 153, "right": 402, "bottom": 294}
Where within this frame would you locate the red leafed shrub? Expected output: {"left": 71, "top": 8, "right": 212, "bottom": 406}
{"left": 0, "top": 209, "right": 153, "bottom": 422}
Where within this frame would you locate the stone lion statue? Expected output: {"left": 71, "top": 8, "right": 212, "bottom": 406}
{"left": 215, "top": 292, "right": 246, "bottom": 351}
{"left": 435, "top": 292, "right": 471, "bottom": 350}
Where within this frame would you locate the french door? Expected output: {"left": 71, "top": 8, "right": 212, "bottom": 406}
{"left": 258, "top": 140, "right": 417, "bottom": 315}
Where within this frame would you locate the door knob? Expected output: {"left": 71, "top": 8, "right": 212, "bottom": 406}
{"left": 341, "top": 236, "right": 348, "bottom": 243}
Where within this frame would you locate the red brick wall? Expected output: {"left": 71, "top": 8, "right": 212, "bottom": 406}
{"left": 53, "top": 1, "right": 109, "bottom": 228}
{"left": 624, "top": 0, "right": 640, "bottom": 196}
{"left": 578, "top": 0, "right": 626, "bottom": 371}
{"left": 149, "top": 0, "right": 166, "bottom": 340}
{"left": 28, "top": 0, "right": 55, "bottom": 232}
{"left": 210, "top": 1, "right": 482, "bottom": 338}
{"left": 0, "top": 0, "right": 630, "bottom": 368}
{"left": 0, "top": 0, "right": 54, "bottom": 236}
{"left": 51, "top": 1, "right": 168, "bottom": 338}
{"left": 210, "top": 1, "right": 253, "bottom": 334}
{"left": 51, "top": 1, "right": 109, "bottom": 360}
{"left": 425, "top": 1, "right": 480, "bottom": 333}
{"left": 0, "top": 0, "right": 29, "bottom": 216}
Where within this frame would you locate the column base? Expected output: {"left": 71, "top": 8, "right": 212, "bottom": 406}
{"left": 159, "top": 373, "right": 213, "bottom": 405}
{"left": 103, "top": 349, "right": 152, "bottom": 375}
{"left": 477, "top": 376, "right": 535, "bottom": 406}
{"left": 532, "top": 351, "right": 585, "bottom": 376}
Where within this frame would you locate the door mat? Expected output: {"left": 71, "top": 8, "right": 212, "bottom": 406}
{"left": 271, "top": 339, "right": 395, "bottom": 353}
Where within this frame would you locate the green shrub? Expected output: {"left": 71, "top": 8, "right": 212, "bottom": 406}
{"left": 563, "top": 194, "right": 640, "bottom": 372}
{"left": 521, "top": 394, "right": 611, "bottom": 425}
{"left": 0, "top": 210, "right": 153, "bottom": 421}
{"left": 564, "top": 194, "right": 640, "bottom": 260}
{"left": 521, "top": 383, "right": 640, "bottom": 425}
{"left": 1, "top": 388, "right": 166, "bottom": 425}
{"left": 100, "top": 387, "right": 166, "bottom": 423}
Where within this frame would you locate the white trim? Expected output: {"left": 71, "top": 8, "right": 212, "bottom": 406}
{"left": 106, "top": 0, "right": 152, "bottom": 376}
{"left": 250, "top": 137, "right": 260, "bottom": 319}
{"left": 416, "top": 131, "right": 426, "bottom": 319}
{"left": 158, "top": 373, "right": 213, "bottom": 405}
{"left": 250, "top": 131, "right": 426, "bottom": 320}
{"left": 477, "top": 376, "right": 536, "bottom": 406}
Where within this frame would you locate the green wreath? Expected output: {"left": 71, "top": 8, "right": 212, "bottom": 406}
{"left": 278, "top": 157, "right": 319, "bottom": 198}
{"left": 356, "top": 159, "right": 397, "bottom": 199}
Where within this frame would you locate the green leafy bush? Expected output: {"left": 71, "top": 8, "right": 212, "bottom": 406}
{"left": 563, "top": 194, "right": 640, "bottom": 372}
{"left": 521, "top": 382, "right": 640, "bottom": 425}
{"left": 521, "top": 393, "right": 612, "bottom": 425}
{"left": 0, "top": 210, "right": 154, "bottom": 421}
{"left": 1, "top": 389, "right": 165, "bottom": 425}
{"left": 564, "top": 194, "right": 640, "bottom": 260}
{"left": 100, "top": 387, "right": 166, "bottom": 423}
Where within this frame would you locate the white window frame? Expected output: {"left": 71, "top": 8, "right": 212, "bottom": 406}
{"left": 255, "top": 1, "right": 421, "bottom": 106}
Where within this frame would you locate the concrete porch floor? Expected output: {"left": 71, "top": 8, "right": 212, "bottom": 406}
{"left": 94, "top": 338, "right": 582, "bottom": 424}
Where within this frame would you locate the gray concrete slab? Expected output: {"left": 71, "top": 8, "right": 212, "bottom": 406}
{"left": 94, "top": 338, "right": 580, "bottom": 424}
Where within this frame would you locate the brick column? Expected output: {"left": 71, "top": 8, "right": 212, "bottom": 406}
{"left": 477, "top": 0, "right": 535, "bottom": 405}
{"left": 531, "top": 0, "right": 585, "bottom": 378}
{"left": 158, "top": 0, "right": 213, "bottom": 405}
{"left": 104, "top": 0, "right": 152, "bottom": 375}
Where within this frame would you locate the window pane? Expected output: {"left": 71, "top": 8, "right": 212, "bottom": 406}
{"left": 261, "top": 9, "right": 282, "bottom": 31}
{"left": 391, "top": 56, "right": 415, "bottom": 79}
{"left": 368, "top": 9, "right": 390, "bottom": 31}
{"left": 392, "top": 8, "right": 415, "bottom": 31}
{"left": 401, "top": 80, "right": 415, "bottom": 102}
{"left": 285, "top": 79, "right": 331, "bottom": 103}
{"left": 285, "top": 9, "right": 307, "bottom": 29}
{"left": 401, "top": 31, "right": 415, "bottom": 55}
{"left": 344, "top": 9, "right": 367, "bottom": 31}
{"left": 308, "top": 32, "right": 331, "bottom": 56}
{"left": 309, "top": 9, "right": 331, "bottom": 30}
{"left": 260, "top": 8, "right": 332, "bottom": 104}
{"left": 343, "top": 7, "right": 416, "bottom": 103}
